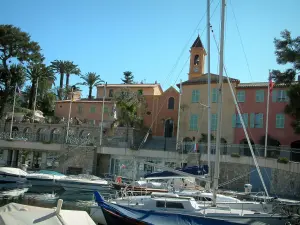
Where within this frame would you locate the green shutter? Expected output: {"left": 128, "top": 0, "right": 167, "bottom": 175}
{"left": 197, "top": 90, "right": 200, "bottom": 102}
{"left": 272, "top": 90, "right": 277, "bottom": 102}
{"left": 282, "top": 114, "right": 285, "bottom": 128}
{"left": 259, "top": 113, "right": 264, "bottom": 128}
{"left": 192, "top": 90, "right": 199, "bottom": 103}
{"left": 243, "top": 113, "right": 248, "bottom": 127}
{"left": 212, "top": 89, "right": 217, "bottom": 103}
{"left": 250, "top": 113, "right": 255, "bottom": 128}
{"left": 232, "top": 114, "right": 236, "bottom": 128}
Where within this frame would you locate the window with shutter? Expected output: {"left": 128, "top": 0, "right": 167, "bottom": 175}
{"left": 212, "top": 88, "right": 217, "bottom": 103}
{"left": 191, "top": 90, "right": 200, "bottom": 103}
{"left": 232, "top": 114, "right": 236, "bottom": 128}
{"left": 250, "top": 113, "right": 255, "bottom": 128}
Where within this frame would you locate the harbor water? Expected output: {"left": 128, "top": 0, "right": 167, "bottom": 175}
{"left": 0, "top": 183, "right": 116, "bottom": 212}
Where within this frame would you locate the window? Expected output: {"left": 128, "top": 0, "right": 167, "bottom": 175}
{"left": 104, "top": 106, "right": 109, "bottom": 113}
{"left": 276, "top": 114, "right": 285, "bottom": 128}
{"left": 255, "top": 90, "right": 264, "bottom": 102}
{"left": 156, "top": 201, "right": 184, "bottom": 209}
{"left": 108, "top": 89, "right": 114, "bottom": 97}
{"left": 194, "top": 55, "right": 200, "bottom": 65}
{"left": 78, "top": 105, "right": 83, "bottom": 114}
{"left": 272, "top": 90, "right": 289, "bottom": 102}
{"left": 189, "top": 114, "right": 198, "bottom": 131}
{"left": 232, "top": 114, "right": 248, "bottom": 128}
{"left": 237, "top": 91, "right": 245, "bottom": 102}
{"left": 250, "top": 113, "right": 263, "bottom": 128}
{"left": 168, "top": 97, "right": 175, "bottom": 109}
{"left": 191, "top": 90, "right": 200, "bottom": 103}
{"left": 211, "top": 114, "right": 217, "bottom": 131}
{"left": 90, "top": 106, "right": 96, "bottom": 113}
{"left": 212, "top": 88, "right": 217, "bottom": 103}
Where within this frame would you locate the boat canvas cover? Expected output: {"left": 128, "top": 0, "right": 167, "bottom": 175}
{"left": 144, "top": 165, "right": 208, "bottom": 179}
{"left": 0, "top": 203, "right": 95, "bottom": 225}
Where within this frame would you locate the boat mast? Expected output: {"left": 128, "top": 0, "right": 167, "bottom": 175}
{"left": 212, "top": 0, "right": 226, "bottom": 207}
{"left": 206, "top": 0, "right": 211, "bottom": 190}
{"left": 176, "top": 80, "right": 183, "bottom": 167}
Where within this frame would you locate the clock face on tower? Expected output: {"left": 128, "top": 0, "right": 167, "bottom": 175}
{"left": 193, "top": 66, "right": 199, "bottom": 72}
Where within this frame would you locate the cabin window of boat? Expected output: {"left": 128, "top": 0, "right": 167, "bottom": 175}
{"left": 156, "top": 201, "right": 184, "bottom": 209}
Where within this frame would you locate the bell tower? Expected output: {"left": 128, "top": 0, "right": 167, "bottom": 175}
{"left": 188, "top": 35, "right": 206, "bottom": 80}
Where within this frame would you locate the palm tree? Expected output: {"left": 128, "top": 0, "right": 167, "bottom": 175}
{"left": 77, "top": 72, "right": 104, "bottom": 99}
{"left": 50, "top": 60, "right": 65, "bottom": 100}
{"left": 26, "top": 63, "right": 55, "bottom": 109}
{"left": 64, "top": 61, "right": 80, "bottom": 90}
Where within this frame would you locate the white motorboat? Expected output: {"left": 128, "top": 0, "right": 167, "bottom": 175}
{"left": 0, "top": 167, "right": 27, "bottom": 184}
{"left": 58, "top": 174, "right": 111, "bottom": 192}
{"left": 26, "top": 170, "right": 66, "bottom": 186}
{"left": 0, "top": 200, "right": 96, "bottom": 225}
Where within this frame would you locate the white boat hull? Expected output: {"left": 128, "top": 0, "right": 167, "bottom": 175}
{"left": 27, "top": 178, "right": 60, "bottom": 187}
{"left": 59, "top": 181, "right": 111, "bottom": 192}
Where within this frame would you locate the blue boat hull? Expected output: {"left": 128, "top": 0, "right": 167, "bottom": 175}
{"left": 93, "top": 192, "right": 244, "bottom": 225}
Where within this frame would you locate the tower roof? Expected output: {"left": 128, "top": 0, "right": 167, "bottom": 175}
{"left": 191, "top": 35, "right": 204, "bottom": 48}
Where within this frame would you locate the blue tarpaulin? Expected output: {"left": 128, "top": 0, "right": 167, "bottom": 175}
{"left": 144, "top": 165, "right": 208, "bottom": 179}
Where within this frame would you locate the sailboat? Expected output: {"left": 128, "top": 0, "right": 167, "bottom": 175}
{"left": 89, "top": 1, "right": 296, "bottom": 224}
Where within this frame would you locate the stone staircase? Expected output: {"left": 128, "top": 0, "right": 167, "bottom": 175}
{"left": 142, "top": 136, "right": 177, "bottom": 151}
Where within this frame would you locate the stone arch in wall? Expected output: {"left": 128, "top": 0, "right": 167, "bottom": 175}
{"left": 290, "top": 140, "right": 300, "bottom": 162}
{"left": 36, "top": 128, "right": 50, "bottom": 142}
{"left": 23, "top": 127, "right": 32, "bottom": 139}
{"left": 239, "top": 138, "right": 255, "bottom": 157}
{"left": 51, "top": 128, "right": 64, "bottom": 143}
{"left": 164, "top": 119, "right": 174, "bottom": 138}
{"left": 220, "top": 137, "right": 227, "bottom": 155}
{"left": 183, "top": 137, "right": 193, "bottom": 152}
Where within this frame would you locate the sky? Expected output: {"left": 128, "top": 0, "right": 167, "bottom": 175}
{"left": 2, "top": 0, "right": 299, "bottom": 98}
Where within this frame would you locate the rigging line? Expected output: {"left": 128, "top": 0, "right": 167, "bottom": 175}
{"left": 218, "top": 169, "right": 256, "bottom": 187}
{"left": 229, "top": 0, "right": 254, "bottom": 82}
{"left": 210, "top": 26, "right": 275, "bottom": 197}
{"left": 138, "top": 0, "right": 222, "bottom": 155}
{"left": 167, "top": 0, "right": 220, "bottom": 88}
{"left": 161, "top": 0, "right": 215, "bottom": 90}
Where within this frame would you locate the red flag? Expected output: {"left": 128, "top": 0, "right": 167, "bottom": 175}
{"left": 269, "top": 72, "right": 274, "bottom": 93}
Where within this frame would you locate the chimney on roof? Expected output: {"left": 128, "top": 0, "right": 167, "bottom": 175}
{"left": 155, "top": 80, "right": 157, "bottom": 84}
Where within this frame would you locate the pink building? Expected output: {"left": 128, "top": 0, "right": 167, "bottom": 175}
{"left": 233, "top": 82, "right": 300, "bottom": 150}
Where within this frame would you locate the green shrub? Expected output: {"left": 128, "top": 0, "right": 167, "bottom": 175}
{"left": 277, "top": 157, "right": 289, "bottom": 164}
{"left": 231, "top": 153, "right": 240, "bottom": 158}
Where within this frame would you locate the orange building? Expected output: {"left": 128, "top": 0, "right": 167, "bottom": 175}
{"left": 54, "top": 83, "right": 179, "bottom": 137}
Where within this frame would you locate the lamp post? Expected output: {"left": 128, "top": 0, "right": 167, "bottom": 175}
{"left": 99, "top": 82, "right": 107, "bottom": 147}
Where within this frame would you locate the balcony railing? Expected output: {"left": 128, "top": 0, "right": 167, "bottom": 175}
{"left": 1, "top": 132, "right": 299, "bottom": 162}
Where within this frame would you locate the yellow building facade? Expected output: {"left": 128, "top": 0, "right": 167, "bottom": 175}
{"left": 179, "top": 36, "right": 239, "bottom": 144}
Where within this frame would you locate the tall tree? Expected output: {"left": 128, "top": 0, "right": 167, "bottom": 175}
{"left": 121, "top": 71, "right": 134, "bottom": 84}
{"left": 26, "top": 63, "right": 55, "bottom": 109}
{"left": 0, "top": 24, "right": 43, "bottom": 117}
{"left": 271, "top": 30, "right": 300, "bottom": 133}
{"left": 50, "top": 60, "right": 65, "bottom": 100}
{"left": 113, "top": 88, "right": 146, "bottom": 127}
{"left": 64, "top": 61, "right": 80, "bottom": 90}
{"left": 77, "top": 72, "right": 103, "bottom": 99}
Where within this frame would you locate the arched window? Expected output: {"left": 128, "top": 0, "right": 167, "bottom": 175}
{"left": 109, "top": 89, "right": 114, "bottom": 97}
{"left": 168, "top": 97, "right": 175, "bottom": 109}
{"left": 194, "top": 55, "right": 200, "bottom": 65}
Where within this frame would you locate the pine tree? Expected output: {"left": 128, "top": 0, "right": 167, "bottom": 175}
{"left": 271, "top": 30, "right": 300, "bottom": 133}
{"left": 121, "top": 71, "right": 134, "bottom": 84}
